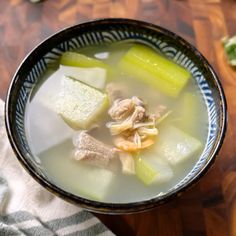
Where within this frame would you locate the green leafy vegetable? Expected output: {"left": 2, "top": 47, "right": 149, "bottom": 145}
{"left": 222, "top": 36, "right": 236, "bottom": 66}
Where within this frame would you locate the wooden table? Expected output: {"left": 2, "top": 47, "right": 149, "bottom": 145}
{"left": 1, "top": 0, "right": 236, "bottom": 235}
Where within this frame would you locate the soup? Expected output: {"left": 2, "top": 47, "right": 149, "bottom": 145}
{"left": 26, "top": 42, "right": 208, "bottom": 203}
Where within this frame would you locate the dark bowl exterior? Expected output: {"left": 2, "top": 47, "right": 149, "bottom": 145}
{"left": 5, "top": 18, "right": 227, "bottom": 214}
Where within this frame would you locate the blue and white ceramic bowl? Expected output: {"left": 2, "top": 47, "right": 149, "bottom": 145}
{"left": 5, "top": 19, "right": 227, "bottom": 213}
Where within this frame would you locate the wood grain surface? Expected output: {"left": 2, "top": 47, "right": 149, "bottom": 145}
{"left": 0, "top": 0, "right": 236, "bottom": 235}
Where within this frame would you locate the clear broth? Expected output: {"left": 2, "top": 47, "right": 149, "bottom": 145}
{"left": 26, "top": 43, "right": 208, "bottom": 203}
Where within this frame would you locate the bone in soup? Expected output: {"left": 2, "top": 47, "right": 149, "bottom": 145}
{"left": 26, "top": 43, "right": 208, "bottom": 203}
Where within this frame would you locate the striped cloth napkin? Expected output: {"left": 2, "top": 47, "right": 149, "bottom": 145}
{"left": 0, "top": 99, "right": 114, "bottom": 236}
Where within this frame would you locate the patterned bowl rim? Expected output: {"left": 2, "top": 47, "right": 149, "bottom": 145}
{"left": 5, "top": 18, "right": 227, "bottom": 214}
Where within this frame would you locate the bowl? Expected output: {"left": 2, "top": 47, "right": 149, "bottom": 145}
{"left": 5, "top": 18, "right": 227, "bottom": 214}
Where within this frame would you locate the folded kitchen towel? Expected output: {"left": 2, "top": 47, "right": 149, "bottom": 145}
{"left": 0, "top": 99, "right": 114, "bottom": 236}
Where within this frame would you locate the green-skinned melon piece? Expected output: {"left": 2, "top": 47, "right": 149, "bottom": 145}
{"left": 156, "top": 125, "right": 202, "bottom": 165}
{"left": 178, "top": 92, "right": 200, "bottom": 133}
{"left": 119, "top": 44, "right": 191, "bottom": 97}
{"left": 57, "top": 76, "right": 108, "bottom": 129}
{"left": 135, "top": 155, "right": 173, "bottom": 185}
{"left": 60, "top": 51, "right": 112, "bottom": 76}
{"left": 59, "top": 65, "right": 106, "bottom": 90}
{"left": 74, "top": 164, "right": 115, "bottom": 201}
{"left": 39, "top": 140, "right": 115, "bottom": 201}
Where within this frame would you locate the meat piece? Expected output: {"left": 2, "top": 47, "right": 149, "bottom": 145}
{"left": 130, "top": 106, "right": 146, "bottom": 123}
{"left": 132, "top": 96, "right": 144, "bottom": 106}
{"left": 133, "top": 131, "right": 142, "bottom": 148}
{"left": 74, "top": 149, "right": 107, "bottom": 167}
{"left": 106, "top": 96, "right": 158, "bottom": 152}
{"left": 106, "top": 83, "right": 127, "bottom": 103}
{"left": 106, "top": 106, "right": 146, "bottom": 136}
{"left": 73, "top": 131, "right": 117, "bottom": 168}
{"left": 108, "top": 98, "right": 134, "bottom": 121}
{"left": 107, "top": 99, "right": 146, "bottom": 136}
{"left": 108, "top": 96, "right": 145, "bottom": 122}
{"left": 106, "top": 120, "right": 133, "bottom": 136}
{"left": 137, "top": 127, "right": 158, "bottom": 136}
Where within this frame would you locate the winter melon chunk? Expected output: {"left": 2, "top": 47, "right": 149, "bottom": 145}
{"left": 135, "top": 156, "right": 173, "bottom": 185}
{"left": 119, "top": 44, "right": 191, "bottom": 97}
{"left": 74, "top": 164, "right": 115, "bottom": 201}
{"left": 156, "top": 125, "right": 202, "bottom": 165}
{"left": 178, "top": 92, "right": 200, "bottom": 134}
{"left": 59, "top": 65, "right": 106, "bottom": 90}
{"left": 39, "top": 140, "right": 115, "bottom": 201}
{"left": 60, "top": 51, "right": 110, "bottom": 71}
{"left": 57, "top": 76, "right": 108, "bottom": 129}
